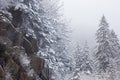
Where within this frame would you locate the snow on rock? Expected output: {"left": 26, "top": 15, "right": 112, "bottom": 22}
{"left": 19, "top": 53, "right": 30, "bottom": 67}
{"left": 27, "top": 28, "right": 37, "bottom": 39}
{"left": 49, "top": 48, "right": 55, "bottom": 54}
{"left": 5, "top": 72, "right": 13, "bottom": 80}
{"left": 15, "top": 3, "right": 28, "bottom": 11}
{"left": 27, "top": 69, "right": 35, "bottom": 77}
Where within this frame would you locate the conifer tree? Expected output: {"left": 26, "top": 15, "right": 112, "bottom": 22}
{"left": 71, "top": 42, "right": 93, "bottom": 80}
{"left": 95, "top": 16, "right": 112, "bottom": 73}
{"left": 71, "top": 44, "right": 82, "bottom": 80}
{"left": 81, "top": 41, "right": 93, "bottom": 74}
{"left": 109, "top": 30, "right": 120, "bottom": 57}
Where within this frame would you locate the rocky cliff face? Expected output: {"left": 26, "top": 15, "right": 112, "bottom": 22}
{"left": 0, "top": 10, "right": 49, "bottom": 80}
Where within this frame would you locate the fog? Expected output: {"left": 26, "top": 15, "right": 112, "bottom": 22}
{"left": 63, "top": 0, "right": 120, "bottom": 48}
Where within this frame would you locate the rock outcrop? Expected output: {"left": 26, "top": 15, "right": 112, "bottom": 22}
{"left": 0, "top": 9, "right": 50, "bottom": 80}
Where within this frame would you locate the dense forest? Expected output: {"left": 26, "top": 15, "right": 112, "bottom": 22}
{"left": 0, "top": 0, "right": 120, "bottom": 80}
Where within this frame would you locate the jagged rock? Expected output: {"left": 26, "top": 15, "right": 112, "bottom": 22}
{"left": 19, "top": 72, "right": 33, "bottom": 80}
{"left": 0, "top": 37, "right": 13, "bottom": 48}
{"left": 0, "top": 29, "right": 7, "bottom": 36}
{"left": 0, "top": 78, "right": 5, "bottom": 80}
{"left": 0, "top": 44, "right": 6, "bottom": 67}
{"left": 23, "top": 38, "right": 34, "bottom": 54}
{"left": 30, "top": 54, "right": 45, "bottom": 74}
{"left": 10, "top": 32, "right": 23, "bottom": 46}
{"left": 0, "top": 43, "right": 6, "bottom": 53}
{"left": 25, "top": 35, "right": 39, "bottom": 53}
{"left": 5, "top": 58, "right": 20, "bottom": 76}
{"left": 0, "top": 58, "right": 5, "bottom": 68}
{"left": 0, "top": 65, "right": 5, "bottom": 78}
{"left": 40, "top": 67, "right": 52, "bottom": 80}
{"left": 0, "top": 6, "right": 49, "bottom": 80}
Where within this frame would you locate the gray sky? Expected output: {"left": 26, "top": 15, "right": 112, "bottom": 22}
{"left": 62, "top": 0, "right": 120, "bottom": 48}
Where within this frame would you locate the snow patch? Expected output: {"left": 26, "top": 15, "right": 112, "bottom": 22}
{"left": 19, "top": 54, "right": 30, "bottom": 67}
{"left": 5, "top": 72, "right": 13, "bottom": 80}
{"left": 27, "top": 69, "right": 35, "bottom": 77}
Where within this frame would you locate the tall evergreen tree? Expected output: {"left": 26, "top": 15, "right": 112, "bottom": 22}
{"left": 71, "top": 44, "right": 82, "bottom": 80}
{"left": 109, "top": 30, "right": 120, "bottom": 57}
{"left": 81, "top": 41, "right": 93, "bottom": 74}
{"left": 95, "top": 15, "right": 113, "bottom": 73}
{"left": 96, "top": 15, "right": 110, "bottom": 43}
{"left": 95, "top": 16, "right": 120, "bottom": 79}
{"left": 71, "top": 42, "right": 93, "bottom": 80}
{"left": 109, "top": 30, "right": 120, "bottom": 80}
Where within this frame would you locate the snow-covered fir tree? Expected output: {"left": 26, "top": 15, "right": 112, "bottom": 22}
{"left": 71, "top": 42, "right": 93, "bottom": 80}
{"left": 94, "top": 15, "right": 120, "bottom": 80}
{"left": 71, "top": 44, "right": 82, "bottom": 80}
{"left": 38, "top": 0, "right": 72, "bottom": 80}
{"left": 95, "top": 15, "right": 113, "bottom": 73}
{"left": 81, "top": 41, "right": 93, "bottom": 74}
{"left": 109, "top": 30, "right": 120, "bottom": 80}
{"left": 109, "top": 30, "right": 120, "bottom": 58}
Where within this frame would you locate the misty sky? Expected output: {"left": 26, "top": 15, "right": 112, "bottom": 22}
{"left": 63, "top": 0, "right": 120, "bottom": 48}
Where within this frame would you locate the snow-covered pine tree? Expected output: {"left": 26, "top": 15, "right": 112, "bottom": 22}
{"left": 95, "top": 15, "right": 120, "bottom": 80}
{"left": 109, "top": 30, "right": 120, "bottom": 58}
{"left": 36, "top": 0, "right": 72, "bottom": 80}
{"left": 95, "top": 15, "right": 113, "bottom": 73}
{"left": 71, "top": 44, "right": 82, "bottom": 80}
{"left": 96, "top": 15, "right": 110, "bottom": 44}
{"left": 81, "top": 41, "right": 93, "bottom": 74}
{"left": 94, "top": 16, "right": 120, "bottom": 80}
{"left": 71, "top": 42, "right": 93, "bottom": 80}
{"left": 75, "top": 44, "right": 82, "bottom": 70}
{"left": 109, "top": 30, "right": 120, "bottom": 80}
